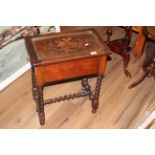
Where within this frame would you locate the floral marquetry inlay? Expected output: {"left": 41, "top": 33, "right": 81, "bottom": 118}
{"left": 35, "top": 35, "right": 92, "bottom": 54}
{"left": 25, "top": 28, "right": 108, "bottom": 125}
{"left": 54, "top": 36, "right": 90, "bottom": 52}
{"left": 31, "top": 30, "right": 106, "bottom": 62}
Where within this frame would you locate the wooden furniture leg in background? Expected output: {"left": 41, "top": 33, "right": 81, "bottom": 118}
{"left": 129, "top": 27, "right": 155, "bottom": 88}
{"left": 133, "top": 26, "right": 146, "bottom": 58}
{"left": 128, "top": 56, "right": 155, "bottom": 89}
{"left": 122, "top": 52, "right": 131, "bottom": 77}
{"left": 106, "top": 26, "right": 132, "bottom": 77}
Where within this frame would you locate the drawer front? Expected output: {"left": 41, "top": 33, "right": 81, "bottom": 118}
{"left": 36, "top": 57, "right": 101, "bottom": 85}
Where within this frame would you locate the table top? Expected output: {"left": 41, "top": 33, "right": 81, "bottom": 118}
{"left": 25, "top": 29, "right": 109, "bottom": 65}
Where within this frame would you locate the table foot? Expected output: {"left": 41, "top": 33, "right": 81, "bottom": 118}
{"left": 37, "top": 87, "right": 45, "bottom": 125}
{"left": 123, "top": 52, "right": 131, "bottom": 78}
{"left": 92, "top": 109, "right": 97, "bottom": 113}
{"left": 38, "top": 112, "right": 45, "bottom": 125}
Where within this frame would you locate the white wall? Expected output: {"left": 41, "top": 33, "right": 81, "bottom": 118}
{"left": 0, "top": 26, "right": 60, "bottom": 91}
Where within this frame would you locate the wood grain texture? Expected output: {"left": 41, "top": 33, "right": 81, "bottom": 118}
{"left": 133, "top": 26, "right": 146, "bottom": 58}
{"left": 25, "top": 29, "right": 108, "bottom": 66}
{"left": 0, "top": 51, "right": 154, "bottom": 128}
{"left": 26, "top": 28, "right": 108, "bottom": 125}
{"left": 0, "top": 26, "right": 155, "bottom": 128}
{"left": 35, "top": 56, "right": 100, "bottom": 86}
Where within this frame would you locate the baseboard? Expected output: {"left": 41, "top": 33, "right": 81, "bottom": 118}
{"left": 0, "top": 63, "right": 31, "bottom": 91}
{"left": 0, "top": 26, "right": 61, "bottom": 91}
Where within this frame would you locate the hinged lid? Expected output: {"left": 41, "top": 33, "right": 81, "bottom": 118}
{"left": 25, "top": 29, "right": 108, "bottom": 65}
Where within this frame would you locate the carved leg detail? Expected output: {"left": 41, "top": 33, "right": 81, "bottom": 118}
{"left": 31, "top": 66, "right": 36, "bottom": 99}
{"left": 122, "top": 52, "right": 131, "bottom": 77}
{"left": 81, "top": 78, "right": 93, "bottom": 100}
{"left": 33, "top": 88, "right": 40, "bottom": 112}
{"left": 92, "top": 76, "right": 103, "bottom": 113}
{"left": 31, "top": 66, "right": 39, "bottom": 112}
{"left": 37, "top": 87, "right": 45, "bottom": 125}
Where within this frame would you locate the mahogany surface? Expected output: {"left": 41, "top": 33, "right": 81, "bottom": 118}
{"left": 25, "top": 29, "right": 109, "bottom": 125}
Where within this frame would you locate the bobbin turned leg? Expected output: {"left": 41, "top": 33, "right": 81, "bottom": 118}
{"left": 81, "top": 78, "right": 93, "bottom": 100}
{"left": 37, "top": 87, "right": 45, "bottom": 125}
{"left": 92, "top": 75, "right": 103, "bottom": 113}
{"left": 31, "top": 66, "right": 39, "bottom": 112}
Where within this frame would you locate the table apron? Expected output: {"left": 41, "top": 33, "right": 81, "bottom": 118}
{"left": 35, "top": 56, "right": 106, "bottom": 86}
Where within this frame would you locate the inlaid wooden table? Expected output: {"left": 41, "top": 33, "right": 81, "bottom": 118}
{"left": 25, "top": 29, "right": 109, "bottom": 125}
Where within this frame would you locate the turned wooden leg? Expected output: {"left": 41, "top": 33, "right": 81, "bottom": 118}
{"left": 122, "top": 52, "right": 131, "bottom": 77}
{"left": 92, "top": 75, "right": 103, "bottom": 113}
{"left": 31, "top": 66, "right": 39, "bottom": 112}
{"left": 37, "top": 87, "right": 45, "bottom": 125}
{"left": 33, "top": 88, "right": 39, "bottom": 112}
{"left": 31, "top": 66, "right": 36, "bottom": 99}
{"left": 81, "top": 78, "right": 93, "bottom": 100}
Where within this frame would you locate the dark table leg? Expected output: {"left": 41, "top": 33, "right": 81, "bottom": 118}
{"left": 37, "top": 87, "right": 45, "bottom": 125}
{"left": 32, "top": 66, "right": 45, "bottom": 125}
{"left": 122, "top": 52, "right": 131, "bottom": 77}
{"left": 92, "top": 75, "right": 103, "bottom": 113}
{"left": 81, "top": 78, "right": 93, "bottom": 100}
{"left": 31, "top": 66, "right": 39, "bottom": 112}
